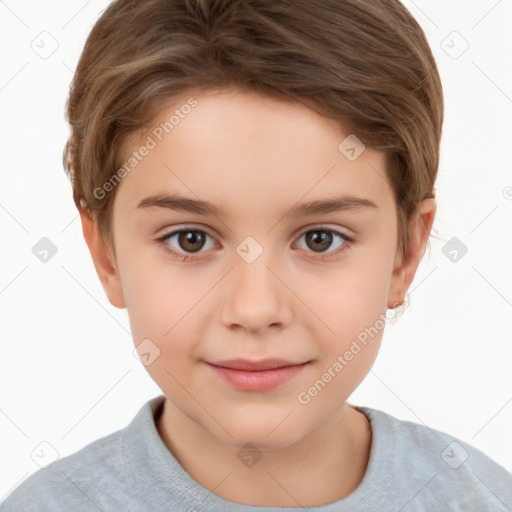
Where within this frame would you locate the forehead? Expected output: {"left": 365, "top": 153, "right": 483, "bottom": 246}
{"left": 114, "top": 89, "right": 394, "bottom": 218}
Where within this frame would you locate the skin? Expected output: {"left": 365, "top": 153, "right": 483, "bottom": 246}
{"left": 80, "top": 88, "right": 435, "bottom": 507}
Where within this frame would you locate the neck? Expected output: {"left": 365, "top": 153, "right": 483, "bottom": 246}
{"left": 156, "top": 398, "right": 372, "bottom": 507}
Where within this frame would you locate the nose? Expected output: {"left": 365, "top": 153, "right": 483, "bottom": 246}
{"left": 219, "top": 250, "right": 293, "bottom": 334}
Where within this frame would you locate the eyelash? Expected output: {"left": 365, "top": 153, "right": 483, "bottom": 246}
{"left": 156, "top": 225, "right": 354, "bottom": 262}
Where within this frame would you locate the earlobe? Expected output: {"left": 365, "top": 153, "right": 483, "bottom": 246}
{"left": 387, "top": 198, "right": 436, "bottom": 309}
{"left": 79, "top": 209, "right": 126, "bottom": 309}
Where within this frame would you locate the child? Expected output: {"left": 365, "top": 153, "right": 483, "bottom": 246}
{"left": 2, "top": 0, "right": 511, "bottom": 510}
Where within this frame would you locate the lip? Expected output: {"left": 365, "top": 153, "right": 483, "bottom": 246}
{"left": 206, "top": 359, "right": 311, "bottom": 391}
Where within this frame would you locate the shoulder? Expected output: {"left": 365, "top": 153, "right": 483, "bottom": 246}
{"left": 0, "top": 395, "right": 169, "bottom": 512}
{"left": 0, "top": 427, "right": 131, "bottom": 512}
{"left": 359, "top": 406, "right": 512, "bottom": 511}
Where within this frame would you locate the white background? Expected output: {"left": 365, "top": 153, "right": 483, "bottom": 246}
{"left": 0, "top": 0, "right": 511, "bottom": 500}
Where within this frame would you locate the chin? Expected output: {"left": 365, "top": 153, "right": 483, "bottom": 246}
{"left": 208, "top": 413, "right": 311, "bottom": 451}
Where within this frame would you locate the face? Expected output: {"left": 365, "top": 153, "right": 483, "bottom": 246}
{"left": 83, "top": 88, "right": 432, "bottom": 450}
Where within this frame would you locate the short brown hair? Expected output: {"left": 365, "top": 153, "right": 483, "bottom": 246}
{"left": 64, "top": 0, "right": 443, "bottom": 262}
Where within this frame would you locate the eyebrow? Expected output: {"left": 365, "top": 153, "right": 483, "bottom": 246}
{"left": 136, "top": 193, "right": 378, "bottom": 218}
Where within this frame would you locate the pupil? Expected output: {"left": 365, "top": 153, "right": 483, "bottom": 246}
{"left": 307, "top": 231, "right": 332, "bottom": 252}
{"left": 179, "top": 231, "right": 205, "bottom": 252}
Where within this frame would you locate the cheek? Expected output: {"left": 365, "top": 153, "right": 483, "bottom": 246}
{"left": 117, "top": 234, "right": 198, "bottom": 325}
{"left": 119, "top": 255, "right": 216, "bottom": 375}
{"left": 296, "top": 257, "right": 391, "bottom": 339}
{"left": 123, "top": 266, "right": 207, "bottom": 394}
{"left": 295, "top": 266, "right": 388, "bottom": 409}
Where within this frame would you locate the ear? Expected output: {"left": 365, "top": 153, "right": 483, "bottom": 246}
{"left": 387, "top": 198, "right": 436, "bottom": 308}
{"left": 79, "top": 208, "right": 126, "bottom": 309}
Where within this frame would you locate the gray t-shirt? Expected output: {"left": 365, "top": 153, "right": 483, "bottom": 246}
{"left": 1, "top": 395, "right": 511, "bottom": 511}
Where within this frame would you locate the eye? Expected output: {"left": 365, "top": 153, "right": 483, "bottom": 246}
{"left": 156, "top": 225, "right": 353, "bottom": 262}
{"left": 156, "top": 227, "right": 217, "bottom": 261}
{"left": 294, "top": 227, "right": 353, "bottom": 260}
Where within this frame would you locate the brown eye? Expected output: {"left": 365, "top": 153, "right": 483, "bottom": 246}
{"left": 176, "top": 230, "right": 207, "bottom": 253}
{"left": 158, "top": 228, "right": 216, "bottom": 258}
{"left": 295, "top": 228, "right": 352, "bottom": 260}
{"left": 304, "top": 230, "right": 334, "bottom": 252}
